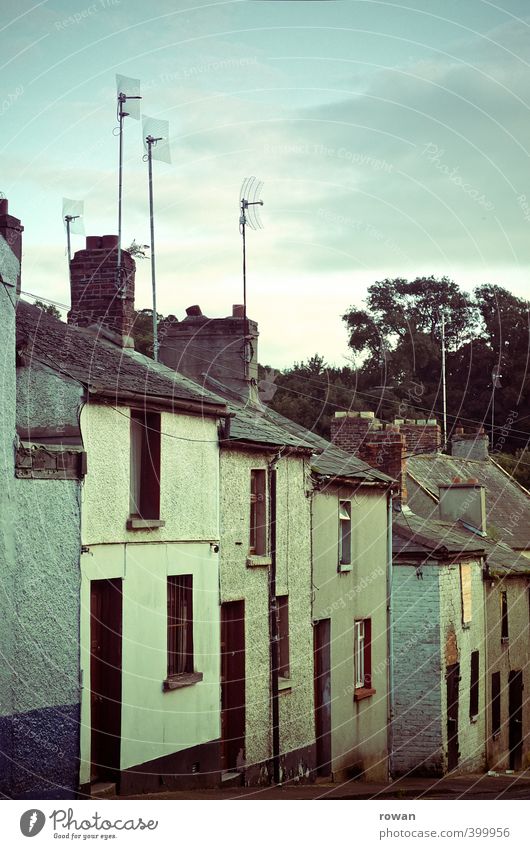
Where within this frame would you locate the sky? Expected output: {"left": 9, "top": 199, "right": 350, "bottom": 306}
{"left": 2, "top": 0, "right": 530, "bottom": 367}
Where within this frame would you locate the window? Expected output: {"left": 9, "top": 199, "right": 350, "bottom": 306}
{"left": 276, "top": 595, "right": 290, "bottom": 681}
{"left": 339, "top": 501, "right": 352, "bottom": 568}
{"left": 167, "top": 575, "right": 193, "bottom": 677}
{"left": 354, "top": 618, "right": 372, "bottom": 694}
{"left": 491, "top": 671, "right": 501, "bottom": 737}
{"left": 501, "top": 590, "right": 509, "bottom": 642}
{"left": 470, "top": 650, "right": 479, "bottom": 719}
{"left": 130, "top": 410, "right": 161, "bottom": 521}
{"left": 249, "top": 469, "right": 267, "bottom": 555}
{"left": 460, "top": 563, "right": 472, "bottom": 625}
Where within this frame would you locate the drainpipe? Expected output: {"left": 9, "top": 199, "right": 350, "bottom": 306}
{"left": 386, "top": 489, "right": 394, "bottom": 779}
{"left": 268, "top": 454, "right": 281, "bottom": 784}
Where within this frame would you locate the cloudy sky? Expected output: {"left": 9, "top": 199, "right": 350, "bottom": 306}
{"left": 2, "top": 0, "right": 530, "bottom": 366}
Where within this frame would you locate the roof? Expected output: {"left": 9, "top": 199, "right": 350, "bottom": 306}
{"left": 393, "top": 509, "right": 530, "bottom": 576}
{"left": 407, "top": 452, "right": 530, "bottom": 551}
{"left": 16, "top": 300, "right": 228, "bottom": 413}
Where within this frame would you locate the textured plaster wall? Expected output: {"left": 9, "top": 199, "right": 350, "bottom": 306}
{"left": 219, "top": 450, "right": 314, "bottom": 775}
{"left": 392, "top": 563, "right": 443, "bottom": 775}
{"left": 312, "top": 487, "right": 389, "bottom": 780}
{"left": 79, "top": 542, "right": 221, "bottom": 784}
{"left": 0, "top": 243, "right": 17, "bottom": 795}
{"left": 17, "top": 364, "right": 83, "bottom": 433}
{"left": 485, "top": 577, "right": 530, "bottom": 770}
{"left": 80, "top": 404, "right": 219, "bottom": 544}
{"left": 439, "top": 560, "right": 486, "bottom": 774}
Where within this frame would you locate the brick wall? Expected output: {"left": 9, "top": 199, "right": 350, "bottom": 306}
{"left": 68, "top": 236, "right": 135, "bottom": 340}
{"left": 395, "top": 419, "right": 441, "bottom": 454}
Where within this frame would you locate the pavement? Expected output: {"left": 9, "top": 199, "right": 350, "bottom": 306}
{"left": 114, "top": 770, "right": 530, "bottom": 801}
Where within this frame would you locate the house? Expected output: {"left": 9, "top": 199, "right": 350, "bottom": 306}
{"left": 0, "top": 200, "right": 83, "bottom": 799}
{"left": 331, "top": 411, "right": 530, "bottom": 775}
{"left": 160, "top": 308, "right": 393, "bottom": 784}
{"left": 15, "top": 235, "right": 230, "bottom": 795}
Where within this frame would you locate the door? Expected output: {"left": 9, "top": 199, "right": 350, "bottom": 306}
{"left": 90, "top": 579, "right": 123, "bottom": 782}
{"left": 314, "top": 619, "right": 332, "bottom": 776}
{"left": 221, "top": 601, "right": 245, "bottom": 771}
{"left": 446, "top": 663, "right": 460, "bottom": 771}
{"left": 508, "top": 670, "right": 523, "bottom": 770}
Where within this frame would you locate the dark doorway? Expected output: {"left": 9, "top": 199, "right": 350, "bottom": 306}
{"left": 314, "top": 619, "right": 332, "bottom": 776}
{"left": 446, "top": 663, "right": 460, "bottom": 771}
{"left": 221, "top": 601, "right": 246, "bottom": 771}
{"left": 508, "top": 670, "right": 523, "bottom": 771}
{"left": 90, "top": 579, "right": 123, "bottom": 783}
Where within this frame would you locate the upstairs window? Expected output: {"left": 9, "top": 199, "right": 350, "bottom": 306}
{"left": 469, "top": 650, "right": 480, "bottom": 719}
{"left": 130, "top": 410, "right": 161, "bottom": 520}
{"left": 460, "top": 563, "right": 472, "bottom": 625}
{"left": 276, "top": 595, "right": 290, "bottom": 681}
{"left": 491, "top": 671, "right": 501, "bottom": 737}
{"left": 167, "top": 575, "right": 193, "bottom": 677}
{"left": 501, "top": 590, "right": 509, "bottom": 643}
{"left": 339, "top": 501, "right": 352, "bottom": 568}
{"left": 249, "top": 469, "right": 267, "bottom": 555}
{"left": 354, "top": 618, "right": 372, "bottom": 690}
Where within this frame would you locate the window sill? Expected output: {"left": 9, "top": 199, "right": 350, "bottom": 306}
{"left": 501, "top": 637, "right": 509, "bottom": 645}
{"left": 127, "top": 517, "right": 166, "bottom": 530}
{"left": 470, "top": 714, "right": 479, "bottom": 724}
{"left": 278, "top": 676, "right": 292, "bottom": 693}
{"left": 338, "top": 562, "right": 353, "bottom": 573}
{"left": 354, "top": 687, "right": 376, "bottom": 702}
{"left": 246, "top": 554, "right": 272, "bottom": 568}
{"left": 163, "top": 672, "right": 203, "bottom": 691}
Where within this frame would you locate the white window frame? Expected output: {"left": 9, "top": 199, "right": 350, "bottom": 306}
{"left": 354, "top": 619, "right": 365, "bottom": 689}
{"left": 338, "top": 500, "right": 352, "bottom": 570}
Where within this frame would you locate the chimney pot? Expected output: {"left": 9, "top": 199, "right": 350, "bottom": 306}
{"left": 232, "top": 304, "right": 245, "bottom": 318}
{"left": 0, "top": 198, "right": 8, "bottom": 215}
{"left": 86, "top": 236, "right": 101, "bottom": 249}
{"left": 102, "top": 234, "right": 119, "bottom": 250}
{"left": 186, "top": 304, "right": 203, "bottom": 317}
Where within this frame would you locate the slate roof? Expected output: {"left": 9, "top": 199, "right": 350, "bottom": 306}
{"left": 16, "top": 300, "right": 227, "bottom": 412}
{"left": 393, "top": 509, "right": 530, "bottom": 575}
{"left": 407, "top": 453, "right": 530, "bottom": 551}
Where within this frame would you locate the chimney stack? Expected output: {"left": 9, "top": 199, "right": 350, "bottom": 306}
{"left": 393, "top": 418, "right": 441, "bottom": 454}
{"left": 68, "top": 236, "right": 135, "bottom": 346}
{"left": 439, "top": 479, "right": 487, "bottom": 533}
{"left": 330, "top": 411, "right": 381, "bottom": 455}
{"left": 0, "top": 198, "right": 23, "bottom": 296}
{"left": 451, "top": 427, "right": 489, "bottom": 461}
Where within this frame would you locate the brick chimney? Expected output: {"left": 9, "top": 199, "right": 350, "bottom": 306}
{"left": 68, "top": 236, "right": 135, "bottom": 346}
{"left": 394, "top": 418, "right": 441, "bottom": 454}
{"left": 158, "top": 304, "right": 259, "bottom": 401}
{"left": 331, "top": 413, "right": 407, "bottom": 504}
{"left": 0, "top": 198, "right": 23, "bottom": 295}
{"left": 439, "top": 479, "right": 487, "bottom": 533}
{"left": 451, "top": 427, "right": 489, "bottom": 461}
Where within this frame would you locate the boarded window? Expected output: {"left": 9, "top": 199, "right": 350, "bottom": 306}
{"left": 354, "top": 618, "right": 372, "bottom": 689}
{"left": 491, "top": 671, "right": 501, "bottom": 736}
{"left": 460, "top": 563, "right": 472, "bottom": 625}
{"left": 500, "top": 591, "right": 509, "bottom": 642}
{"left": 167, "top": 575, "right": 193, "bottom": 676}
{"left": 470, "top": 650, "right": 480, "bottom": 718}
{"left": 249, "top": 469, "right": 267, "bottom": 555}
{"left": 276, "top": 595, "right": 290, "bottom": 679}
{"left": 339, "top": 501, "right": 352, "bottom": 567}
{"left": 130, "top": 410, "right": 161, "bottom": 519}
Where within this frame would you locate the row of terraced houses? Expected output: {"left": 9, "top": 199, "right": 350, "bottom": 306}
{"left": 0, "top": 198, "right": 528, "bottom": 798}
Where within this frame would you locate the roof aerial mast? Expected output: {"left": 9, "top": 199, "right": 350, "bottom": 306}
{"left": 115, "top": 75, "right": 142, "bottom": 295}
{"left": 239, "top": 177, "right": 264, "bottom": 384}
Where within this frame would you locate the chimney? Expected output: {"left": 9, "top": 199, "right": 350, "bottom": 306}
{"left": 451, "top": 427, "right": 489, "bottom": 461}
{"left": 394, "top": 418, "right": 441, "bottom": 454}
{"left": 438, "top": 479, "right": 487, "bottom": 533}
{"left": 0, "top": 198, "right": 23, "bottom": 296}
{"left": 330, "top": 411, "right": 382, "bottom": 455}
{"left": 68, "top": 236, "right": 135, "bottom": 346}
{"left": 331, "top": 413, "right": 407, "bottom": 504}
{"left": 158, "top": 304, "right": 259, "bottom": 400}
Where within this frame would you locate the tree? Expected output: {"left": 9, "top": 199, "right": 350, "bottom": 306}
{"left": 33, "top": 299, "right": 61, "bottom": 319}
{"left": 126, "top": 240, "right": 149, "bottom": 259}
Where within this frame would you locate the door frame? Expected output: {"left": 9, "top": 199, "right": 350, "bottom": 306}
{"left": 446, "top": 662, "right": 460, "bottom": 772}
{"left": 508, "top": 669, "right": 523, "bottom": 771}
{"left": 314, "top": 618, "right": 332, "bottom": 777}
{"left": 220, "top": 600, "right": 246, "bottom": 772}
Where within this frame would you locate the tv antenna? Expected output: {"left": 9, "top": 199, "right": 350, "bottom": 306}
{"left": 62, "top": 198, "right": 84, "bottom": 281}
{"left": 142, "top": 115, "right": 171, "bottom": 361}
{"left": 115, "top": 75, "right": 141, "bottom": 295}
{"left": 239, "top": 177, "right": 264, "bottom": 382}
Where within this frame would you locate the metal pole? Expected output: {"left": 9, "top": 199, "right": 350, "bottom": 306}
{"left": 146, "top": 138, "right": 159, "bottom": 361}
{"left": 117, "top": 93, "right": 125, "bottom": 292}
{"left": 441, "top": 311, "right": 448, "bottom": 450}
{"left": 241, "top": 200, "right": 248, "bottom": 383}
{"left": 65, "top": 217, "right": 72, "bottom": 264}
{"left": 268, "top": 460, "right": 280, "bottom": 784}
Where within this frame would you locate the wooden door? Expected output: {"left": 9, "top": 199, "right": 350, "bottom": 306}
{"left": 314, "top": 619, "right": 332, "bottom": 776}
{"left": 508, "top": 670, "right": 523, "bottom": 770}
{"left": 90, "top": 579, "right": 122, "bottom": 782}
{"left": 221, "top": 601, "right": 245, "bottom": 771}
{"left": 446, "top": 663, "right": 460, "bottom": 771}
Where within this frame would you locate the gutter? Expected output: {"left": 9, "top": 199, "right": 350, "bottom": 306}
{"left": 268, "top": 451, "right": 281, "bottom": 784}
{"left": 387, "top": 492, "right": 394, "bottom": 780}
{"left": 90, "top": 388, "right": 229, "bottom": 418}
